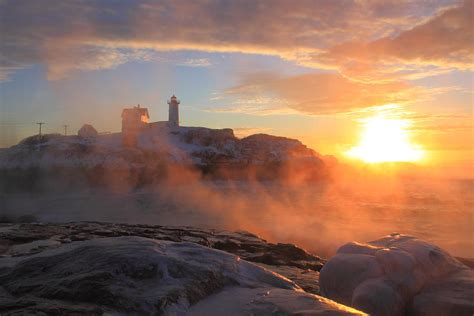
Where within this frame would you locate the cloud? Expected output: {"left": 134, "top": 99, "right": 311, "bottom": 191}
{"left": 411, "top": 124, "right": 472, "bottom": 132}
{"left": 313, "top": 0, "right": 473, "bottom": 80}
{"left": 209, "top": 71, "right": 472, "bottom": 117}
{"left": 0, "top": 0, "right": 462, "bottom": 80}
{"left": 214, "top": 71, "right": 426, "bottom": 115}
{"left": 207, "top": 92, "right": 297, "bottom": 116}
{"left": 45, "top": 46, "right": 153, "bottom": 80}
{"left": 406, "top": 113, "right": 473, "bottom": 135}
{"left": 177, "top": 58, "right": 211, "bottom": 67}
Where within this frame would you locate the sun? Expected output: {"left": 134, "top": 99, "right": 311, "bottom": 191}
{"left": 347, "top": 115, "right": 424, "bottom": 163}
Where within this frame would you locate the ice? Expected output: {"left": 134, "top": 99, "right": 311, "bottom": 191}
{"left": 320, "top": 233, "right": 474, "bottom": 315}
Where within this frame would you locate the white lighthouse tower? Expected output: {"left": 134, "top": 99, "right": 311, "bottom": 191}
{"left": 167, "top": 95, "right": 180, "bottom": 131}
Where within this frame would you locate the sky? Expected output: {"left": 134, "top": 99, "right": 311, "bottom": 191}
{"left": 0, "top": 0, "right": 472, "bottom": 175}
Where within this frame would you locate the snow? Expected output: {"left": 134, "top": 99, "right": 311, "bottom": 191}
{"left": 0, "top": 236, "right": 364, "bottom": 315}
{"left": 320, "top": 233, "right": 474, "bottom": 315}
{"left": 0, "top": 127, "right": 323, "bottom": 169}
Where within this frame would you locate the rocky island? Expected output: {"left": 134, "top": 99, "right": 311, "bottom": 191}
{"left": 0, "top": 128, "right": 334, "bottom": 193}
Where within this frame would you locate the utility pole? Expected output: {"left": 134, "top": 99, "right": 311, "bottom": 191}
{"left": 36, "top": 122, "right": 45, "bottom": 150}
{"left": 63, "top": 124, "right": 68, "bottom": 136}
{"left": 36, "top": 122, "right": 45, "bottom": 139}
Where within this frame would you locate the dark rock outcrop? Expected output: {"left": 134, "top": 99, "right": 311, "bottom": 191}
{"left": 0, "top": 222, "right": 324, "bottom": 294}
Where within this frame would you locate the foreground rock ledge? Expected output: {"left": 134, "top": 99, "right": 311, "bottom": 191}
{"left": 0, "top": 236, "right": 364, "bottom": 315}
{"left": 0, "top": 222, "right": 325, "bottom": 294}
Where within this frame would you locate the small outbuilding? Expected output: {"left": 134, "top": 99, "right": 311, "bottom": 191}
{"left": 78, "top": 124, "right": 98, "bottom": 138}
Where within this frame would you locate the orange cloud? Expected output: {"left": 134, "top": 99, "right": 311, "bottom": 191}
{"left": 0, "top": 0, "right": 462, "bottom": 80}
{"left": 213, "top": 72, "right": 423, "bottom": 115}
{"left": 314, "top": 0, "right": 473, "bottom": 80}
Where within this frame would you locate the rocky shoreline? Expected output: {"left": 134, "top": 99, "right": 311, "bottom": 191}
{"left": 0, "top": 222, "right": 361, "bottom": 315}
{"left": 1, "top": 222, "right": 472, "bottom": 315}
{"left": 0, "top": 222, "right": 324, "bottom": 295}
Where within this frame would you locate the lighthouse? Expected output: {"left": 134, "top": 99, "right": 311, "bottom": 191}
{"left": 168, "top": 95, "right": 180, "bottom": 131}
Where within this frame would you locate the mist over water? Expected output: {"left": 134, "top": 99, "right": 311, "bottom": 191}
{"left": 2, "top": 165, "right": 472, "bottom": 259}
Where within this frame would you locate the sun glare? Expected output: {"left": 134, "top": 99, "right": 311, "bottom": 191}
{"left": 347, "top": 115, "right": 424, "bottom": 163}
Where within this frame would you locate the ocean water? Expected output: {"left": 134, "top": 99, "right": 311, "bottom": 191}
{"left": 1, "top": 177, "right": 473, "bottom": 258}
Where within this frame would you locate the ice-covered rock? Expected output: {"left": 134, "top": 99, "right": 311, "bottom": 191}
{"left": 188, "top": 287, "right": 364, "bottom": 315}
{"left": 320, "top": 233, "right": 474, "bottom": 316}
{"left": 0, "top": 222, "right": 325, "bottom": 293}
{"left": 0, "top": 236, "right": 364, "bottom": 315}
{"left": 319, "top": 253, "right": 383, "bottom": 305}
{"left": 409, "top": 269, "right": 474, "bottom": 316}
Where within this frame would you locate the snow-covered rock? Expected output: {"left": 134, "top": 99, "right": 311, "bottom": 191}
{"left": 240, "top": 133, "right": 314, "bottom": 161}
{"left": 0, "top": 236, "right": 364, "bottom": 315}
{"left": 0, "top": 128, "right": 332, "bottom": 192}
{"left": 0, "top": 128, "right": 323, "bottom": 170}
{"left": 320, "top": 233, "right": 474, "bottom": 316}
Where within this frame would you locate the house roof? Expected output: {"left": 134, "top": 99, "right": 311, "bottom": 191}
{"left": 121, "top": 106, "right": 149, "bottom": 118}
